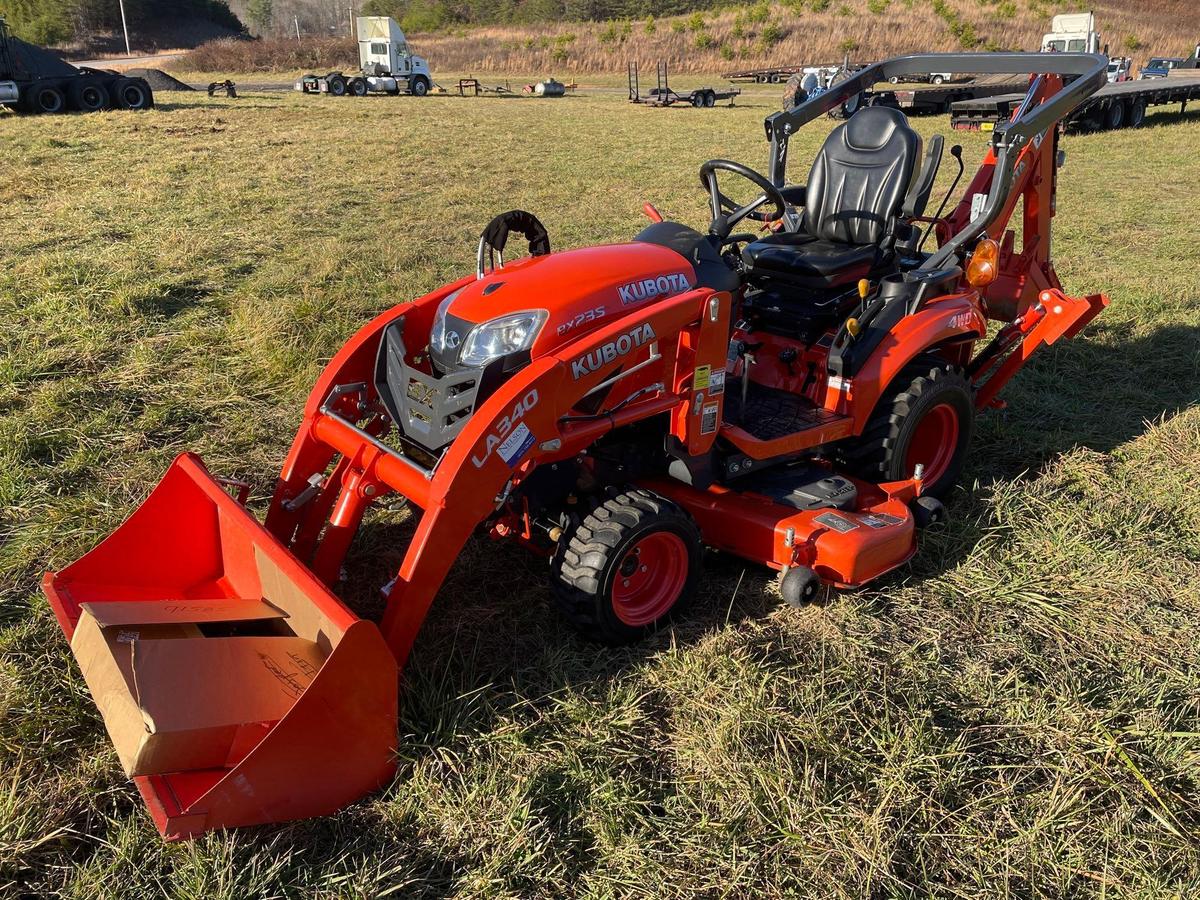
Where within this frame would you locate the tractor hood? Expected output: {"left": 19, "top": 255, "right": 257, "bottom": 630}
{"left": 428, "top": 241, "right": 698, "bottom": 374}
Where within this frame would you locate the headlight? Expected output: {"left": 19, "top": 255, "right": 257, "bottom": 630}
{"left": 459, "top": 310, "right": 547, "bottom": 367}
{"left": 429, "top": 289, "right": 463, "bottom": 358}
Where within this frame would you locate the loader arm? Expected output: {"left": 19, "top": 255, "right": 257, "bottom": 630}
{"left": 265, "top": 285, "right": 728, "bottom": 666}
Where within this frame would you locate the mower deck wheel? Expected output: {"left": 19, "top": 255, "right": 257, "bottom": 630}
{"left": 551, "top": 487, "right": 701, "bottom": 645}
{"left": 843, "top": 357, "right": 974, "bottom": 500}
{"left": 780, "top": 566, "right": 821, "bottom": 608}
{"left": 912, "top": 495, "right": 947, "bottom": 529}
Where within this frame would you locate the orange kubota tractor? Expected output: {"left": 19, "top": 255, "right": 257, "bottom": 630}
{"left": 45, "top": 52, "right": 1109, "bottom": 839}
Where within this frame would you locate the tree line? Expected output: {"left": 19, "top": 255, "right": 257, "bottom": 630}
{"left": 4, "top": 0, "right": 243, "bottom": 44}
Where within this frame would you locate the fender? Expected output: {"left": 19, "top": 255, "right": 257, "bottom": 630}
{"left": 377, "top": 291, "right": 715, "bottom": 661}
{"left": 841, "top": 293, "right": 987, "bottom": 431}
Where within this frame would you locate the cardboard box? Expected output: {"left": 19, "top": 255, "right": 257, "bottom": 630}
{"left": 71, "top": 598, "right": 327, "bottom": 777}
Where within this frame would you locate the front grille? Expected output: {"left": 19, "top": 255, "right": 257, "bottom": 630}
{"left": 375, "top": 321, "right": 483, "bottom": 452}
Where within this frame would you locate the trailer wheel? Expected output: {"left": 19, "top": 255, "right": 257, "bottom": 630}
{"left": 551, "top": 487, "right": 702, "bottom": 645}
{"left": 843, "top": 358, "right": 974, "bottom": 500}
{"left": 691, "top": 92, "right": 704, "bottom": 108}
{"left": 68, "top": 79, "right": 109, "bottom": 112}
{"left": 349, "top": 77, "right": 368, "bottom": 96}
{"left": 327, "top": 75, "right": 347, "bottom": 96}
{"left": 1129, "top": 99, "right": 1146, "bottom": 127}
{"left": 112, "top": 78, "right": 152, "bottom": 110}
{"left": 1103, "top": 101, "right": 1126, "bottom": 130}
{"left": 931, "top": 74, "right": 946, "bottom": 85}
{"left": 29, "top": 84, "right": 66, "bottom": 114}
{"left": 411, "top": 76, "right": 430, "bottom": 96}
{"left": 703, "top": 90, "right": 716, "bottom": 107}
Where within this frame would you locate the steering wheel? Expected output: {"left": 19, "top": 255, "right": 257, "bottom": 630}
{"left": 698, "top": 159, "right": 787, "bottom": 240}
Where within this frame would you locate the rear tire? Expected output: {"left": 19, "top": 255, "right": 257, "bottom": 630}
{"left": 1103, "top": 101, "right": 1126, "bottom": 130}
{"left": 327, "top": 75, "right": 347, "bottom": 96}
{"left": 112, "top": 77, "right": 152, "bottom": 110}
{"left": 844, "top": 358, "right": 974, "bottom": 500}
{"left": 349, "top": 77, "right": 368, "bottom": 97}
{"left": 551, "top": 488, "right": 702, "bottom": 645}
{"left": 68, "top": 79, "right": 109, "bottom": 112}
{"left": 1129, "top": 99, "right": 1146, "bottom": 127}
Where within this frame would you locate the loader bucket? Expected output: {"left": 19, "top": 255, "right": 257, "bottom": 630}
{"left": 43, "top": 453, "right": 398, "bottom": 840}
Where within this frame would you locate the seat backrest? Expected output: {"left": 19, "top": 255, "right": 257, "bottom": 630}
{"left": 805, "top": 106, "right": 921, "bottom": 246}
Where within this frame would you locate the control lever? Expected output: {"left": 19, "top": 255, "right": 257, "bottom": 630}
{"left": 918, "top": 145, "right": 964, "bottom": 253}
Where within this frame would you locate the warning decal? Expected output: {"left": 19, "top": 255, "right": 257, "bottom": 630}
{"left": 813, "top": 512, "right": 858, "bottom": 533}
{"left": 700, "top": 402, "right": 719, "bottom": 435}
{"left": 709, "top": 369, "right": 726, "bottom": 396}
{"left": 693, "top": 365, "right": 711, "bottom": 392}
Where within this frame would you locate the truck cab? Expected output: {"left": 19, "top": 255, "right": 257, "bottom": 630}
{"left": 357, "top": 16, "right": 432, "bottom": 95}
{"left": 1041, "top": 12, "right": 1100, "bottom": 54}
{"left": 1106, "top": 56, "right": 1132, "bottom": 82}
{"left": 1140, "top": 57, "right": 1184, "bottom": 79}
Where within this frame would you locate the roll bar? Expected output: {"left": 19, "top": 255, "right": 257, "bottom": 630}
{"left": 763, "top": 52, "right": 1108, "bottom": 270}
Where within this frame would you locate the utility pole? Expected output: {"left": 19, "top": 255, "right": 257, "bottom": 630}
{"left": 117, "top": 0, "right": 131, "bottom": 56}
{"left": 294, "top": 14, "right": 301, "bottom": 42}
{"left": 348, "top": 5, "right": 354, "bottom": 37}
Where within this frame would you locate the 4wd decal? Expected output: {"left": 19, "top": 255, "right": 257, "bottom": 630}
{"left": 570, "top": 323, "right": 656, "bottom": 380}
{"left": 471, "top": 389, "right": 539, "bottom": 468}
{"left": 617, "top": 273, "right": 692, "bottom": 306}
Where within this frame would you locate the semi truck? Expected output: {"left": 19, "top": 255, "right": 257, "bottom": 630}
{"left": 1041, "top": 12, "right": 1101, "bottom": 54}
{"left": 296, "top": 17, "right": 432, "bottom": 97}
{"left": 0, "top": 17, "right": 153, "bottom": 114}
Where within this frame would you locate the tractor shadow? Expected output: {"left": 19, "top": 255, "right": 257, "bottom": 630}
{"left": 905, "top": 317, "right": 1200, "bottom": 581}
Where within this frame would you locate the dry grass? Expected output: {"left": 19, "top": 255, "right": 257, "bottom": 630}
{"left": 170, "top": 0, "right": 1200, "bottom": 78}
{"left": 232, "top": 0, "right": 1200, "bottom": 76}
{"left": 174, "top": 35, "right": 359, "bottom": 73}
{"left": 2, "top": 85, "right": 1200, "bottom": 897}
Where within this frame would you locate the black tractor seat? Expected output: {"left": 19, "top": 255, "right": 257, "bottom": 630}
{"left": 742, "top": 106, "right": 923, "bottom": 292}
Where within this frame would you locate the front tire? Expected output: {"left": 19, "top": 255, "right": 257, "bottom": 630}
{"left": 411, "top": 76, "right": 430, "bottom": 96}
{"left": 30, "top": 84, "right": 66, "bottom": 114}
{"left": 552, "top": 488, "right": 702, "bottom": 645}
{"left": 844, "top": 358, "right": 974, "bottom": 499}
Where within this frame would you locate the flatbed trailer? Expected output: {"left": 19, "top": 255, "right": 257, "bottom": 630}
{"left": 628, "top": 62, "right": 739, "bottom": 108}
{"left": 723, "top": 65, "right": 804, "bottom": 84}
{"left": 877, "top": 76, "right": 1026, "bottom": 115}
{"left": 951, "top": 75, "right": 1200, "bottom": 131}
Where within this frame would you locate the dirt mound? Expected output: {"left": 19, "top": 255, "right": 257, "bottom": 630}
{"left": 123, "top": 68, "right": 196, "bottom": 92}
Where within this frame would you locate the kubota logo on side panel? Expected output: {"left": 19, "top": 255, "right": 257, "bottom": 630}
{"left": 617, "top": 273, "right": 692, "bottom": 305}
{"left": 571, "top": 323, "right": 656, "bottom": 380}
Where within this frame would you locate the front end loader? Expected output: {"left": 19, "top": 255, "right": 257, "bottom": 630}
{"left": 44, "top": 52, "right": 1109, "bottom": 839}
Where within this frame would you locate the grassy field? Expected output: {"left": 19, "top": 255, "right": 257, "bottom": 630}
{"left": 2, "top": 86, "right": 1200, "bottom": 898}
